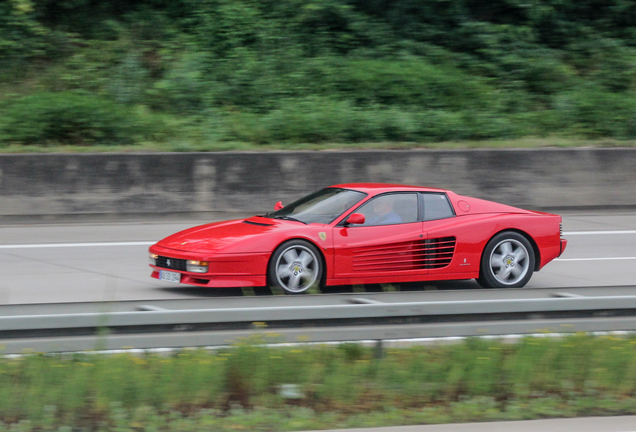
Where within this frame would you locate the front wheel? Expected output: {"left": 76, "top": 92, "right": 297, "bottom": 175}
{"left": 269, "top": 240, "right": 323, "bottom": 294}
{"left": 477, "top": 232, "right": 535, "bottom": 288}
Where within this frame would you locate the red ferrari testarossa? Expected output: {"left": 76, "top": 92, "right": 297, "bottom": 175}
{"left": 149, "top": 183, "right": 567, "bottom": 294}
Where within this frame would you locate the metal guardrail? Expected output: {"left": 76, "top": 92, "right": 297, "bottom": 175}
{"left": 3, "top": 296, "right": 636, "bottom": 332}
{"left": 3, "top": 295, "right": 636, "bottom": 354}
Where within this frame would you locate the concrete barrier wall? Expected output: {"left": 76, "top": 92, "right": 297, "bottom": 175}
{"left": 1, "top": 148, "right": 635, "bottom": 221}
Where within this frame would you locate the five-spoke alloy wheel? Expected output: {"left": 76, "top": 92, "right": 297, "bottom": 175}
{"left": 477, "top": 231, "right": 535, "bottom": 288}
{"left": 269, "top": 240, "right": 323, "bottom": 294}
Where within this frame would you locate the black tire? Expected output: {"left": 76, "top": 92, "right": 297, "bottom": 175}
{"left": 477, "top": 231, "right": 535, "bottom": 288}
{"left": 268, "top": 240, "right": 323, "bottom": 294}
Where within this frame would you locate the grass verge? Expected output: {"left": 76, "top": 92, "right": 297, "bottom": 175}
{"left": 2, "top": 333, "right": 636, "bottom": 430}
{"left": 1, "top": 137, "right": 636, "bottom": 154}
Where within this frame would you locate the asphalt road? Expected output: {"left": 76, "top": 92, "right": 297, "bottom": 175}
{"left": 0, "top": 210, "right": 635, "bottom": 305}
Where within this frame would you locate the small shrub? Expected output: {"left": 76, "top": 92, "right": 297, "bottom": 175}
{"left": 0, "top": 92, "right": 153, "bottom": 145}
{"left": 333, "top": 59, "right": 496, "bottom": 110}
{"left": 554, "top": 87, "right": 636, "bottom": 139}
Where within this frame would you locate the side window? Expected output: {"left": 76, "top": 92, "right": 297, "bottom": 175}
{"left": 421, "top": 193, "right": 455, "bottom": 221}
{"left": 355, "top": 193, "right": 418, "bottom": 226}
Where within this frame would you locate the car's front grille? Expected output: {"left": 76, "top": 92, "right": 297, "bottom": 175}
{"left": 156, "top": 256, "right": 187, "bottom": 271}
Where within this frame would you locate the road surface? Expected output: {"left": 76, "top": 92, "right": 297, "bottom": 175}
{"left": 0, "top": 211, "right": 635, "bottom": 305}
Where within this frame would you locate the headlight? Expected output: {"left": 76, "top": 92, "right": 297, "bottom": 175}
{"left": 187, "top": 260, "right": 209, "bottom": 273}
{"left": 149, "top": 253, "right": 158, "bottom": 265}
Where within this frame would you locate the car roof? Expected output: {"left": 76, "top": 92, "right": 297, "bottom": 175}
{"left": 330, "top": 183, "right": 450, "bottom": 194}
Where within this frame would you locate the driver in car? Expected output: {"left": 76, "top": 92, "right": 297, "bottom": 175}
{"left": 366, "top": 198, "right": 402, "bottom": 225}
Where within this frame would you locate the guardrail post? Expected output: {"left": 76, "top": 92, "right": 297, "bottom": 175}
{"left": 374, "top": 339, "right": 384, "bottom": 360}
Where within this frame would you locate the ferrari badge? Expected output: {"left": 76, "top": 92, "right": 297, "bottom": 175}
{"left": 319, "top": 232, "right": 327, "bottom": 241}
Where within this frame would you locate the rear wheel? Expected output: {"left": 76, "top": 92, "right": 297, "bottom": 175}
{"left": 477, "top": 231, "right": 535, "bottom": 288}
{"left": 269, "top": 240, "right": 323, "bottom": 294}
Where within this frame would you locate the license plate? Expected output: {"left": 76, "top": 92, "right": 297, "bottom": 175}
{"left": 159, "top": 270, "right": 181, "bottom": 283}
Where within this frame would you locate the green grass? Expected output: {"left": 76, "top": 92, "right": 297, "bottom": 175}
{"left": 2, "top": 333, "right": 636, "bottom": 430}
{"left": 2, "top": 137, "right": 636, "bottom": 154}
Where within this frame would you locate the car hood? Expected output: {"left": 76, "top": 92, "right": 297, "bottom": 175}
{"left": 155, "top": 216, "right": 281, "bottom": 253}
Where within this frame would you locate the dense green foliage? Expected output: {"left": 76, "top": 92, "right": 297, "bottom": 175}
{"left": 0, "top": 92, "right": 154, "bottom": 144}
{"left": 2, "top": 334, "right": 636, "bottom": 430}
{"left": 2, "top": 0, "right": 636, "bottom": 147}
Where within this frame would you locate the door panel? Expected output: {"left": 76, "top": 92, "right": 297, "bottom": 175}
{"left": 332, "top": 222, "right": 426, "bottom": 278}
{"left": 423, "top": 217, "right": 483, "bottom": 276}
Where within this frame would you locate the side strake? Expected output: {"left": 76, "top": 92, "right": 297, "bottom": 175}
{"left": 351, "top": 237, "right": 456, "bottom": 272}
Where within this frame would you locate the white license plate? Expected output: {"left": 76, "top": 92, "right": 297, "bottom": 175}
{"left": 159, "top": 270, "right": 181, "bottom": 283}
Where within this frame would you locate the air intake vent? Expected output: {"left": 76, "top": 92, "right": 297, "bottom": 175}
{"left": 243, "top": 220, "right": 273, "bottom": 226}
{"left": 420, "top": 237, "right": 456, "bottom": 269}
{"left": 352, "top": 237, "right": 456, "bottom": 272}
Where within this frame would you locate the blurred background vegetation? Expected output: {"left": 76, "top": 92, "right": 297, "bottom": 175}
{"left": 2, "top": 0, "right": 636, "bottom": 148}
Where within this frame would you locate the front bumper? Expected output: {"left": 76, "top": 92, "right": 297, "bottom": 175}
{"left": 150, "top": 269, "right": 266, "bottom": 287}
{"left": 149, "top": 244, "right": 269, "bottom": 287}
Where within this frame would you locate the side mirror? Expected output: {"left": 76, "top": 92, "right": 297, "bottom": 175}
{"left": 274, "top": 201, "right": 284, "bottom": 211}
{"left": 345, "top": 213, "right": 365, "bottom": 225}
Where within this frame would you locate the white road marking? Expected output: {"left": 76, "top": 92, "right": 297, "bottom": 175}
{"left": 557, "top": 230, "right": 636, "bottom": 261}
{"left": 0, "top": 229, "right": 633, "bottom": 251}
{"left": 556, "top": 257, "right": 636, "bottom": 262}
{"left": 565, "top": 230, "right": 636, "bottom": 235}
{"left": 3, "top": 242, "right": 631, "bottom": 262}
{"left": 0, "top": 241, "right": 154, "bottom": 249}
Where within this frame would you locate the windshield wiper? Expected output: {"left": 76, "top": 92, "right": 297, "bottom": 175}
{"left": 274, "top": 215, "right": 307, "bottom": 224}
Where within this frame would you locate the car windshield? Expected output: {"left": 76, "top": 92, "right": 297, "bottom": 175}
{"left": 266, "top": 188, "right": 366, "bottom": 225}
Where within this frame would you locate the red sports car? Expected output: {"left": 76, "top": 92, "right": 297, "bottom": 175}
{"left": 149, "top": 183, "right": 567, "bottom": 293}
